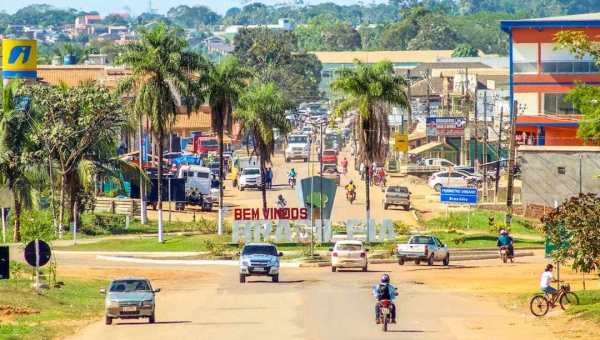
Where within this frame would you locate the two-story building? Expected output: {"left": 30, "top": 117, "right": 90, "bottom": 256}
{"left": 501, "top": 13, "right": 600, "bottom": 146}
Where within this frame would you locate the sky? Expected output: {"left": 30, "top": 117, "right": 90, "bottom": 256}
{"left": 1, "top": 0, "right": 386, "bottom": 16}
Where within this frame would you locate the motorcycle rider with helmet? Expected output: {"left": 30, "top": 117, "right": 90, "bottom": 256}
{"left": 497, "top": 229, "right": 514, "bottom": 258}
{"left": 344, "top": 180, "right": 356, "bottom": 201}
{"left": 373, "top": 274, "right": 397, "bottom": 324}
{"left": 276, "top": 195, "right": 287, "bottom": 208}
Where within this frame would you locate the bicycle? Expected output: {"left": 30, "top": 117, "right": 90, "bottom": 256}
{"left": 530, "top": 283, "right": 579, "bottom": 316}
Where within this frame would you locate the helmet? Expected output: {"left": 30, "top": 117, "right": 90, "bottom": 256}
{"left": 349, "top": 180, "right": 353, "bottom": 184}
{"left": 500, "top": 229, "right": 506, "bottom": 235}
{"left": 381, "top": 274, "right": 390, "bottom": 283}
{"left": 278, "top": 195, "right": 283, "bottom": 200}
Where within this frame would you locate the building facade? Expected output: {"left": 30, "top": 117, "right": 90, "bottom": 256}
{"left": 501, "top": 13, "right": 600, "bottom": 146}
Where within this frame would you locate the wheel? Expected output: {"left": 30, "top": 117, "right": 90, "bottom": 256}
{"left": 239, "top": 274, "right": 246, "bottom": 283}
{"left": 560, "top": 292, "right": 579, "bottom": 310}
{"left": 240, "top": 187, "right": 245, "bottom": 191}
{"left": 434, "top": 184, "right": 442, "bottom": 192}
{"left": 331, "top": 266, "right": 336, "bottom": 272}
{"left": 362, "top": 264, "right": 368, "bottom": 272}
{"left": 404, "top": 204, "right": 410, "bottom": 211}
{"left": 383, "top": 203, "right": 389, "bottom": 210}
{"left": 398, "top": 258, "right": 404, "bottom": 265}
{"left": 232, "top": 179, "right": 238, "bottom": 187}
{"left": 530, "top": 295, "right": 550, "bottom": 316}
{"left": 414, "top": 260, "right": 420, "bottom": 265}
{"left": 443, "top": 254, "right": 450, "bottom": 266}
{"left": 105, "top": 315, "right": 112, "bottom": 325}
{"left": 149, "top": 312, "right": 155, "bottom": 324}
{"left": 272, "top": 274, "right": 279, "bottom": 283}
{"left": 427, "top": 255, "right": 434, "bottom": 266}
{"left": 502, "top": 254, "right": 507, "bottom": 263}
{"left": 382, "top": 313, "right": 388, "bottom": 332}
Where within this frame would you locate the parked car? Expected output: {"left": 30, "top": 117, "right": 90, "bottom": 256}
{"left": 330, "top": 240, "right": 369, "bottom": 272}
{"left": 206, "top": 162, "right": 226, "bottom": 180}
{"left": 321, "top": 149, "right": 338, "bottom": 165}
{"left": 396, "top": 235, "right": 450, "bottom": 266}
{"left": 320, "top": 164, "right": 341, "bottom": 186}
{"left": 453, "top": 166, "right": 476, "bottom": 175}
{"left": 428, "top": 171, "right": 471, "bottom": 192}
{"left": 382, "top": 185, "right": 411, "bottom": 211}
{"left": 237, "top": 243, "right": 283, "bottom": 283}
{"left": 238, "top": 167, "right": 261, "bottom": 191}
{"left": 101, "top": 277, "right": 161, "bottom": 325}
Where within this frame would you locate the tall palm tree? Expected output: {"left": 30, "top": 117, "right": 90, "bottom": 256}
{"left": 329, "top": 60, "right": 410, "bottom": 239}
{"left": 236, "top": 83, "right": 294, "bottom": 209}
{"left": 198, "top": 56, "right": 251, "bottom": 235}
{"left": 0, "top": 81, "right": 37, "bottom": 242}
{"left": 115, "top": 22, "right": 201, "bottom": 243}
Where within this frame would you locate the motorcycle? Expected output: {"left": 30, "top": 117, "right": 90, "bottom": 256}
{"left": 346, "top": 190, "right": 356, "bottom": 204}
{"left": 276, "top": 200, "right": 287, "bottom": 209}
{"left": 377, "top": 300, "right": 393, "bottom": 332}
{"left": 499, "top": 245, "right": 514, "bottom": 263}
{"left": 289, "top": 176, "right": 296, "bottom": 188}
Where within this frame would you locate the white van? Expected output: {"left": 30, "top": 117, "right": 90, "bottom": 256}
{"left": 178, "top": 165, "right": 211, "bottom": 195}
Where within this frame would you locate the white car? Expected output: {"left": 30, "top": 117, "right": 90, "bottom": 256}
{"left": 325, "top": 126, "right": 336, "bottom": 134}
{"left": 428, "top": 171, "right": 471, "bottom": 192}
{"left": 238, "top": 167, "right": 261, "bottom": 191}
{"left": 329, "top": 240, "right": 369, "bottom": 272}
{"left": 301, "top": 126, "right": 313, "bottom": 135}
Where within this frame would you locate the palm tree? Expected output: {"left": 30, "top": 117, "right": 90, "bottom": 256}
{"left": 198, "top": 56, "right": 251, "bottom": 235}
{"left": 0, "top": 81, "right": 37, "bottom": 242}
{"left": 115, "top": 22, "right": 201, "bottom": 243}
{"left": 236, "top": 83, "right": 294, "bottom": 209}
{"left": 329, "top": 60, "right": 410, "bottom": 239}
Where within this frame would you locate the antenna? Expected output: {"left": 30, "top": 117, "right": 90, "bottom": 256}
{"left": 147, "top": 0, "right": 157, "bottom": 14}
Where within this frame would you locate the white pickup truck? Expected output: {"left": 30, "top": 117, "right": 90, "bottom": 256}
{"left": 396, "top": 235, "right": 450, "bottom": 266}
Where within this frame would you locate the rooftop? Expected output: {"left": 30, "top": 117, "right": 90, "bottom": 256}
{"left": 311, "top": 50, "right": 455, "bottom": 64}
{"left": 501, "top": 12, "right": 600, "bottom": 32}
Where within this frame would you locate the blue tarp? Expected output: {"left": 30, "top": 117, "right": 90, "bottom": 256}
{"left": 173, "top": 156, "right": 201, "bottom": 166}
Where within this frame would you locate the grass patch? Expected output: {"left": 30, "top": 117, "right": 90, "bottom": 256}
{"left": 0, "top": 275, "right": 108, "bottom": 340}
{"left": 430, "top": 233, "right": 543, "bottom": 248}
{"left": 54, "top": 234, "right": 231, "bottom": 252}
{"left": 566, "top": 289, "right": 600, "bottom": 323}
{"left": 420, "top": 210, "right": 541, "bottom": 236}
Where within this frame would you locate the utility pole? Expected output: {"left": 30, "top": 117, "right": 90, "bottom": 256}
{"left": 482, "top": 93, "right": 488, "bottom": 201}
{"left": 406, "top": 69, "right": 412, "bottom": 165}
{"left": 473, "top": 92, "right": 478, "bottom": 168}
{"left": 494, "top": 107, "right": 503, "bottom": 203}
{"left": 462, "top": 68, "right": 470, "bottom": 166}
{"left": 138, "top": 116, "right": 146, "bottom": 225}
{"left": 505, "top": 100, "right": 518, "bottom": 225}
{"left": 426, "top": 69, "right": 430, "bottom": 117}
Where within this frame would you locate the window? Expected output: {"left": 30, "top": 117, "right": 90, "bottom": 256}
{"left": 542, "top": 93, "right": 580, "bottom": 115}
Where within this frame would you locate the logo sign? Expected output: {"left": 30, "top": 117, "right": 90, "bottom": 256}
{"left": 394, "top": 134, "right": 408, "bottom": 151}
{"left": 142, "top": 134, "right": 148, "bottom": 163}
{"left": 440, "top": 187, "right": 478, "bottom": 204}
{"left": 425, "top": 117, "right": 465, "bottom": 137}
{"left": 2, "top": 40, "right": 38, "bottom": 79}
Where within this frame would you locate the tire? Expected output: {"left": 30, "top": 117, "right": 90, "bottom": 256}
{"left": 427, "top": 255, "right": 434, "bottom": 266}
{"left": 331, "top": 266, "right": 336, "bottom": 272}
{"left": 149, "top": 312, "right": 155, "bottom": 324}
{"left": 362, "top": 264, "right": 368, "bottom": 272}
{"left": 285, "top": 158, "right": 290, "bottom": 163}
{"left": 398, "top": 258, "right": 404, "bottom": 266}
{"left": 560, "top": 292, "right": 579, "bottom": 310}
{"left": 382, "top": 313, "right": 388, "bottom": 332}
{"left": 383, "top": 203, "right": 389, "bottom": 210}
{"left": 105, "top": 315, "right": 113, "bottom": 325}
{"left": 239, "top": 274, "right": 246, "bottom": 283}
{"left": 443, "top": 254, "right": 450, "bottom": 266}
{"left": 414, "top": 260, "right": 420, "bottom": 265}
{"left": 502, "top": 254, "right": 507, "bottom": 263}
{"left": 404, "top": 204, "right": 410, "bottom": 211}
{"left": 272, "top": 274, "right": 279, "bottom": 283}
{"left": 434, "top": 184, "right": 442, "bottom": 192}
{"left": 232, "top": 179, "right": 238, "bottom": 187}
{"left": 530, "top": 295, "right": 549, "bottom": 316}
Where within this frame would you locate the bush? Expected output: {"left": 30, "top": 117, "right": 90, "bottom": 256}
{"left": 489, "top": 221, "right": 511, "bottom": 235}
{"left": 77, "top": 212, "right": 127, "bottom": 235}
{"left": 17, "top": 210, "right": 57, "bottom": 243}
{"left": 393, "top": 221, "right": 411, "bottom": 235}
{"left": 203, "top": 240, "right": 229, "bottom": 255}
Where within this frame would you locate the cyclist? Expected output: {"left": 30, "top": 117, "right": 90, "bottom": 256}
{"left": 540, "top": 264, "right": 562, "bottom": 307}
{"left": 341, "top": 158, "right": 349, "bottom": 174}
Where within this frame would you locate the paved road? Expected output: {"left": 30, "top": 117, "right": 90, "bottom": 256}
{"left": 64, "top": 254, "right": 550, "bottom": 340}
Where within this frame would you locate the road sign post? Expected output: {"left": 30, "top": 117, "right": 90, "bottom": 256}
{"left": 440, "top": 187, "right": 478, "bottom": 228}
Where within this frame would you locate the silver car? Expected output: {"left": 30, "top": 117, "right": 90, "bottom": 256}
{"left": 101, "top": 277, "right": 161, "bottom": 325}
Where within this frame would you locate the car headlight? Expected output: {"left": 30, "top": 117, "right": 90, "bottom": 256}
{"left": 107, "top": 301, "right": 119, "bottom": 308}
{"left": 270, "top": 258, "right": 279, "bottom": 267}
{"left": 141, "top": 300, "right": 153, "bottom": 307}
{"left": 242, "top": 259, "right": 251, "bottom": 266}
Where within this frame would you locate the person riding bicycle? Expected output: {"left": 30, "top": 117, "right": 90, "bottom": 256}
{"left": 540, "top": 264, "right": 562, "bottom": 307}
{"left": 373, "top": 274, "right": 397, "bottom": 324}
{"left": 377, "top": 168, "right": 386, "bottom": 185}
{"left": 341, "top": 158, "right": 349, "bottom": 173}
{"left": 276, "top": 195, "right": 287, "bottom": 207}
{"left": 497, "top": 229, "right": 514, "bottom": 257}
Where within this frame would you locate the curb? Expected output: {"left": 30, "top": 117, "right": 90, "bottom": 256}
{"left": 95, "top": 255, "right": 302, "bottom": 268}
{"left": 55, "top": 250, "right": 205, "bottom": 257}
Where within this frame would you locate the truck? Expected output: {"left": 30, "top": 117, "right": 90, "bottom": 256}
{"left": 284, "top": 134, "right": 310, "bottom": 163}
{"left": 175, "top": 165, "right": 213, "bottom": 211}
{"left": 237, "top": 243, "right": 283, "bottom": 283}
{"left": 382, "top": 185, "right": 411, "bottom": 211}
{"left": 395, "top": 235, "right": 450, "bottom": 266}
{"left": 193, "top": 135, "right": 218, "bottom": 154}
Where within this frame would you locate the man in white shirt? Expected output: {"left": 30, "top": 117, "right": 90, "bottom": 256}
{"left": 540, "top": 264, "right": 561, "bottom": 306}
{"left": 359, "top": 162, "right": 365, "bottom": 180}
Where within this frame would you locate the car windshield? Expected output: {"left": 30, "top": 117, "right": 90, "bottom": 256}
{"left": 410, "top": 237, "right": 434, "bottom": 245}
{"left": 109, "top": 279, "right": 151, "bottom": 292}
{"left": 388, "top": 186, "right": 409, "bottom": 193}
{"left": 201, "top": 139, "right": 218, "bottom": 146}
{"left": 242, "top": 245, "right": 278, "bottom": 256}
{"left": 290, "top": 136, "right": 308, "bottom": 143}
{"left": 243, "top": 168, "right": 260, "bottom": 175}
{"left": 336, "top": 243, "right": 362, "bottom": 251}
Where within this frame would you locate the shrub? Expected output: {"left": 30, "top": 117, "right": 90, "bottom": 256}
{"left": 489, "top": 221, "right": 511, "bottom": 235}
{"left": 381, "top": 239, "right": 397, "bottom": 256}
{"left": 393, "top": 221, "right": 411, "bottom": 235}
{"left": 203, "top": 240, "right": 229, "bottom": 255}
{"left": 18, "top": 210, "right": 57, "bottom": 243}
{"left": 77, "top": 212, "right": 127, "bottom": 235}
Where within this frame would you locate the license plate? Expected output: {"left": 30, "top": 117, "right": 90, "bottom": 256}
{"left": 122, "top": 306, "right": 137, "bottom": 312}
{"left": 253, "top": 268, "right": 265, "bottom": 272}
{"left": 380, "top": 308, "right": 390, "bottom": 314}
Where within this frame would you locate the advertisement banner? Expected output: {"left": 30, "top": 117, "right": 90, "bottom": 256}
{"left": 425, "top": 117, "right": 465, "bottom": 137}
{"left": 2, "top": 40, "right": 38, "bottom": 79}
{"left": 142, "top": 134, "right": 148, "bottom": 163}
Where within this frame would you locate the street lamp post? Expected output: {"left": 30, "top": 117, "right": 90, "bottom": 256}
{"left": 319, "top": 123, "right": 324, "bottom": 242}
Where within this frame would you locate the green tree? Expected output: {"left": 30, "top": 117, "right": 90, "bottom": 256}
{"left": 452, "top": 43, "right": 479, "bottom": 57}
{"left": 358, "top": 24, "right": 384, "bottom": 51}
{"left": 322, "top": 22, "right": 362, "bottom": 52}
{"left": 0, "top": 82, "right": 38, "bottom": 242}
{"left": 115, "top": 23, "right": 201, "bottom": 241}
{"left": 294, "top": 14, "right": 334, "bottom": 52}
{"left": 329, "top": 60, "right": 410, "bottom": 236}
{"left": 541, "top": 194, "right": 600, "bottom": 274}
{"left": 103, "top": 14, "right": 128, "bottom": 26}
{"left": 236, "top": 83, "right": 294, "bottom": 209}
{"left": 198, "top": 56, "right": 251, "bottom": 234}
{"left": 408, "top": 14, "right": 464, "bottom": 50}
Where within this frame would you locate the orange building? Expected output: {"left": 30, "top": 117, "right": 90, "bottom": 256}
{"left": 501, "top": 13, "right": 600, "bottom": 146}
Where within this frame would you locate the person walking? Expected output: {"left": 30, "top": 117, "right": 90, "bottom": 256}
{"left": 265, "top": 167, "right": 273, "bottom": 189}
{"left": 360, "top": 161, "right": 365, "bottom": 181}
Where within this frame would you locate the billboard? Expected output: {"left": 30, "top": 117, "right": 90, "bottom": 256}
{"left": 425, "top": 117, "right": 465, "bottom": 137}
{"left": 2, "top": 40, "right": 38, "bottom": 79}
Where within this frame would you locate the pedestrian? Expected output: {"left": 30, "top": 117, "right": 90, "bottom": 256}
{"left": 360, "top": 161, "right": 365, "bottom": 181}
{"left": 266, "top": 167, "right": 273, "bottom": 189}
{"left": 317, "top": 145, "right": 322, "bottom": 162}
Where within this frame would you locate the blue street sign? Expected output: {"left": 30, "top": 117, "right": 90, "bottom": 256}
{"left": 142, "top": 134, "right": 148, "bottom": 163}
{"left": 440, "top": 187, "right": 478, "bottom": 204}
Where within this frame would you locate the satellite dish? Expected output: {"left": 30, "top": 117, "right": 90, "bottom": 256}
{"left": 24, "top": 240, "right": 52, "bottom": 267}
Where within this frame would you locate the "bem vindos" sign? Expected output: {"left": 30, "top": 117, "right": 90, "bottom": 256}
{"left": 232, "top": 208, "right": 396, "bottom": 242}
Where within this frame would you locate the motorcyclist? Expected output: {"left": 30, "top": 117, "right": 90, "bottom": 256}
{"left": 377, "top": 168, "right": 386, "bottom": 186}
{"left": 373, "top": 274, "right": 397, "bottom": 324}
{"left": 276, "top": 195, "right": 287, "bottom": 207}
{"left": 497, "top": 229, "right": 514, "bottom": 257}
{"left": 287, "top": 168, "right": 297, "bottom": 185}
{"left": 344, "top": 180, "right": 356, "bottom": 200}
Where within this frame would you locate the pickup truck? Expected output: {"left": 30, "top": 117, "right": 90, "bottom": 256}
{"left": 321, "top": 149, "right": 338, "bottom": 165}
{"left": 382, "top": 185, "right": 411, "bottom": 211}
{"left": 396, "top": 235, "right": 450, "bottom": 266}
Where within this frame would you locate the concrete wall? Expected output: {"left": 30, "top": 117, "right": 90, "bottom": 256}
{"left": 521, "top": 151, "right": 600, "bottom": 207}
